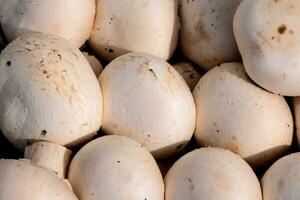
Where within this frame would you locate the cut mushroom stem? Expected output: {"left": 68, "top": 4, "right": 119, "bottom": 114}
{"left": 24, "top": 142, "right": 72, "bottom": 179}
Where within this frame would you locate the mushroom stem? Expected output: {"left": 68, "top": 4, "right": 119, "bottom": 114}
{"left": 24, "top": 142, "right": 72, "bottom": 179}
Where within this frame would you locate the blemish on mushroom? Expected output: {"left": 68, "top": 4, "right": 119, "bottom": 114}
{"left": 148, "top": 69, "right": 158, "bottom": 79}
{"left": 6, "top": 61, "right": 11, "bottom": 66}
{"left": 40, "top": 130, "right": 47, "bottom": 136}
{"left": 278, "top": 25, "right": 287, "bottom": 34}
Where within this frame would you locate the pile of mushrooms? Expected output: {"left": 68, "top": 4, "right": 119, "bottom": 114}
{"left": 1, "top": 0, "right": 300, "bottom": 199}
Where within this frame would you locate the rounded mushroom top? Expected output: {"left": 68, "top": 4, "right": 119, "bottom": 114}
{"left": 0, "top": 33, "right": 102, "bottom": 150}
{"left": 0, "top": 0, "right": 95, "bottom": 48}
{"left": 68, "top": 135, "right": 164, "bottom": 200}
{"left": 89, "top": 0, "right": 179, "bottom": 61}
{"left": 234, "top": 0, "right": 300, "bottom": 96}
{"left": 165, "top": 147, "right": 262, "bottom": 200}
{"left": 261, "top": 153, "right": 300, "bottom": 200}
{"left": 99, "top": 52, "right": 196, "bottom": 158}
{"left": 0, "top": 159, "right": 78, "bottom": 200}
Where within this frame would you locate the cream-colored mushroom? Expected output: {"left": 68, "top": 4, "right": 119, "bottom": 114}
{"left": 193, "top": 63, "right": 293, "bottom": 167}
{"left": 89, "top": 0, "right": 179, "bottom": 61}
{"left": 179, "top": 0, "right": 241, "bottom": 70}
{"left": 0, "top": 33, "right": 102, "bottom": 177}
{"left": 261, "top": 153, "right": 300, "bottom": 200}
{"left": 99, "top": 52, "right": 196, "bottom": 158}
{"left": 68, "top": 135, "right": 164, "bottom": 200}
{"left": 234, "top": 0, "right": 300, "bottom": 96}
{"left": 165, "top": 147, "right": 262, "bottom": 200}
{"left": 82, "top": 52, "right": 103, "bottom": 78}
{"left": 0, "top": 159, "right": 78, "bottom": 200}
{"left": 172, "top": 61, "right": 201, "bottom": 90}
{"left": 0, "top": 0, "right": 95, "bottom": 48}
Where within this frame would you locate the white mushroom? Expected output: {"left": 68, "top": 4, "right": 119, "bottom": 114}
{"left": 0, "top": 0, "right": 95, "bottom": 48}
{"left": 0, "top": 33, "right": 103, "bottom": 177}
{"left": 99, "top": 53, "right": 196, "bottom": 158}
{"left": 261, "top": 152, "right": 300, "bottom": 200}
{"left": 165, "top": 147, "right": 262, "bottom": 200}
{"left": 89, "top": 0, "right": 179, "bottom": 61}
{"left": 193, "top": 63, "right": 293, "bottom": 167}
{"left": 179, "top": 0, "right": 241, "bottom": 70}
{"left": 0, "top": 159, "right": 78, "bottom": 200}
{"left": 82, "top": 52, "right": 103, "bottom": 78}
{"left": 172, "top": 61, "right": 201, "bottom": 90}
{"left": 68, "top": 135, "right": 164, "bottom": 200}
{"left": 233, "top": 0, "right": 300, "bottom": 96}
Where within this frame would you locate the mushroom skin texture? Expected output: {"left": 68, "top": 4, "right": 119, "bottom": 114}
{"left": 193, "top": 63, "right": 293, "bottom": 167}
{"left": 293, "top": 97, "right": 300, "bottom": 147}
{"left": 0, "top": 33, "right": 102, "bottom": 150}
{"left": 68, "top": 135, "right": 164, "bottom": 200}
{"left": 83, "top": 52, "right": 103, "bottom": 78}
{"left": 89, "top": 0, "right": 179, "bottom": 61}
{"left": 165, "top": 147, "right": 262, "bottom": 200}
{"left": 234, "top": 0, "right": 300, "bottom": 96}
{"left": 261, "top": 153, "right": 300, "bottom": 200}
{"left": 173, "top": 62, "right": 201, "bottom": 90}
{"left": 99, "top": 53, "right": 196, "bottom": 158}
{"left": 0, "top": 0, "right": 95, "bottom": 48}
{"left": 179, "top": 0, "right": 241, "bottom": 71}
{"left": 0, "top": 159, "right": 78, "bottom": 200}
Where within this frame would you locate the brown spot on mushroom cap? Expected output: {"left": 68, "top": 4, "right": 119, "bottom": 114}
{"left": 278, "top": 25, "right": 287, "bottom": 34}
{"left": 277, "top": 178, "right": 285, "bottom": 192}
{"left": 194, "top": 18, "right": 210, "bottom": 41}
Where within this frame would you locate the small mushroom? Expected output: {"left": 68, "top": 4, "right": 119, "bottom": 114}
{"left": 82, "top": 52, "right": 103, "bottom": 78}
{"left": 89, "top": 0, "right": 179, "bottom": 61}
{"left": 233, "top": 0, "right": 300, "bottom": 96}
{"left": 99, "top": 53, "right": 196, "bottom": 159}
{"left": 0, "top": 0, "right": 95, "bottom": 47}
{"left": 165, "top": 147, "right": 262, "bottom": 200}
{"left": 193, "top": 63, "right": 293, "bottom": 167}
{"left": 0, "top": 33, "right": 103, "bottom": 177}
{"left": 179, "top": 0, "right": 242, "bottom": 70}
{"left": 261, "top": 152, "right": 300, "bottom": 200}
{"left": 0, "top": 159, "right": 78, "bottom": 200}
{"left": 68, "top": 135, "right": 164, "bottom": 200}
{"left": 172, "top": 62, "right": 201, "bottom": 90}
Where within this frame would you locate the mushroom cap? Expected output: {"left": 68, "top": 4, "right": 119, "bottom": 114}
{"left": 0, "top": 33, "right": 102, "bottom": 150}
{"left": 293, "top": 97, "right": 300, "bottom": 147}
{"left": 0, "top": 159, "right": 78, "bottom": 200}
{"left": 99, "top": 53, "right": 196, "bottom": 158}
{"left": 172, "top": 62, "right": 201, "bottom": 90}
{"left": 165, "top": 147, "right": 262, "bottom": 200}
{"left": 82, "top": 52, "right": 103, "bottom": 78}
{"left": 0, "top": 0, "right": 95, "bottom": 48}
{"left": 89, "top": 0, "right": 179, "bottom": 61}
{"left": 234, "top": 0, "right": 300, "bottom": 96}
{"left": 179, "top": 0, "right": 241, "bottom": 70}
{"left": 68, "top": 135, "right": 164, "bottom": 200}
{"left": 193, "top": 63, "right": 293, "bottom": 167}
{"left": 261, "top": 153, "right": 300, "bottom": 200}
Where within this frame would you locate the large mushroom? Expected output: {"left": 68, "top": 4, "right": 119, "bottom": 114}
{"left": 0, "top": 0, "right": 95, "bottom": 48}
{"left": 89, "top": 0, "right": 179, "bottom": 61}
{"left": 193, "top": 63, "right": 293, "bottom": 167}
{"left": 179, "top": 0, "right": 242, "bottom": 71}
{"left": 0, "top": 159, "right": 78, "bottom": 200}
{"left": 99, "top": 52, "right": 196, "bottom": 159}
{"left": 233, "top": 0, "right": 300, "bottom": 96}
{"left": 165, "top": 147, "right": 262, "bottom": 200}
{"left": 68, "top": 135, "right": 164, "bottom": 200}
{"left": 0, "top": 33, "right": 103, "bottom": 178}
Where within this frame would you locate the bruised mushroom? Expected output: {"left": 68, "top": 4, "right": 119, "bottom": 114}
{"left": 0, "top": 0, "right": 95, "bottom": 48}
{"left": 165, "top": 147, "right": 262, "bottom": 200}
{"left": 68, "top": 135, "right": 164, "bottom": 200}
{"left": 172, "top": 62, "right": 201, "bottom": 90}
{"left": 234, "top": 0, "right": 300, "bottom": 96}
{"left": 179, "top": 0, "right": 242, "bottom": 71}
{"left": 261, "top": 152, "right": 300, "bottom": 200}
{"left": 0, "top": 159, "right": 78, "bottom": 200}
{"left": 193, "top": 63, "right": 293, "bottom": 167}
{"left": 0, "top": 33, "right": 103, "bottom": 178}
{"left": 99, "top": 53, "right": 196, "bottom": 159}
{"left": 89, "top": 0, "right": 179, "bottom": 61}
